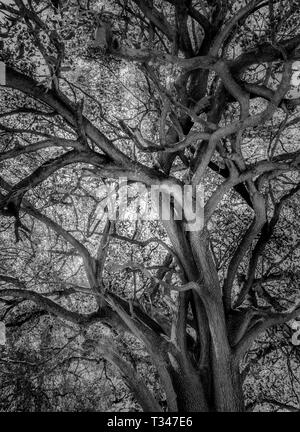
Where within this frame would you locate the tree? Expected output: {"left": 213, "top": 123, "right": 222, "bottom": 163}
{"left": 0, "top": 0, "right": 300, "bottom": 412}
{"left": 0, "top": 314, "right": 135, "bottom": 412}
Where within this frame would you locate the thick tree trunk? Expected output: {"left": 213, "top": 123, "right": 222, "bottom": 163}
{"left": 168, "top": 355, "right": 244, "bottom": 412}
{"left": 156, "top": 354, "right": 244, "bottom": 412}
{"left": 140, "top": 227, "right": 246, "bottom": 412}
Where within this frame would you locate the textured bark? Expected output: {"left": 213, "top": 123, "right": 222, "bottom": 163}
{"left": 1, "top": 0, "right": 299, "bottom": 413}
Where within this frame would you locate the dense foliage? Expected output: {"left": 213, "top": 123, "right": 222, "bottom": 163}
{"left": 0, "top": 0, "right": 299, "bottom": 412}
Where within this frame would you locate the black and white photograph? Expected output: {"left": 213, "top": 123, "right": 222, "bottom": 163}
{"left": 0, "top": 0, "right": 299, "bottom": 416}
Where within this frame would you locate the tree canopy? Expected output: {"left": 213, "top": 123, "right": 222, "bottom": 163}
{"left": 0, "top": 0, "right": 300, "bottom": 412}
